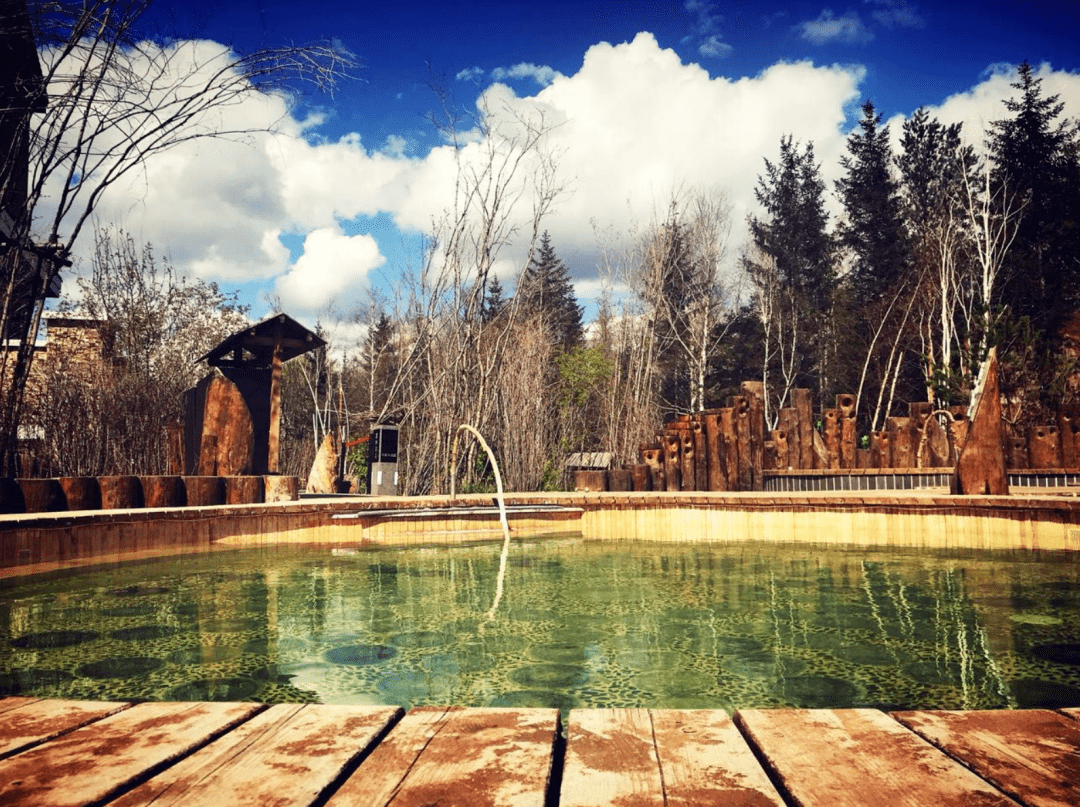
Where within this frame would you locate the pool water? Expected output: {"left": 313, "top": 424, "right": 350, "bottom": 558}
{"left": 2, "top": 538, "right": 1079, "bottom": 711}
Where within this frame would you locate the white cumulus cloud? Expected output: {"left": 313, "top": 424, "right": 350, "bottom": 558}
{"left": 274, "top": 227, "right": 386, "bottom": 311}
{"left": 490, "top": 62, "right": 563, "bottom": 87}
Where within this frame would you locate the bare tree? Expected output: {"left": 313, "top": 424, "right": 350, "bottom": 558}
{"left": 0, "top": 0, "right": 353, "bottom": 473}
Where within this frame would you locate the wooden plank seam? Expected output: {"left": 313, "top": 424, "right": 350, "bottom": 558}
{"left": 89, "top": 703, "right": 271, "bottom": 807}
{"left": 376, "top": 706, "right": 458, "bottom": 806}
{"left": 0, "top": 701, "right": 135, "bottom": 763}
{"left": 312, "top": 706, "right": 406, "bottom": 807}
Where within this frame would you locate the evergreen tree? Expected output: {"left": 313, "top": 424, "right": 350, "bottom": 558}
{"left": 482, "top": 275, "right": 506, "bottom": 323}
{"left": 517, "top": 231, "right": 584, "bottom": 350}
{"left": 750, "top": 136, "right": 834, "bottom": 308}
{"left": 747, "top": 136, "right": 835, "bottom": 404}
{"left": 988, "top": 61, "right": 1080, "bottom": 332}
{"left": 835, "top": 101, "right": 911, "bottom": 307}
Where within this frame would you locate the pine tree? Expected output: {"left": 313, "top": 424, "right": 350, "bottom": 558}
{"left": 836, "top": 101, "right": 911, "bottom": 307}
{"left": 747, "top": 136, "right": 835, "bottom": 403}
{"left": 517, "top": 231, "right": 584, "bottom": 350}
{"left": 482, "top": 275, "right": 506, "bottom": 323}
{"left": 988, "top": 61, "right": 1080, "bottom": 332}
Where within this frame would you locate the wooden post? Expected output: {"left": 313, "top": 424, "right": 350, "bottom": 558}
{"left": 822, "top": 409, "right": 840, "bottom": 469}
{"left": 921, "top": 415, "right": 951, "bottom": 468}
{"left": 225, "top": 476, "right": 265, "bottom": 505}
{"left": 837, "top": 394, "right": 857, "bottom": 469}
{"left": 731, "top": 396, "right": 751, "bottom": 491}
{"left": 1057, "top": 406, "right": 1080, "bottom": 467}
{"left": 679, "top": 427, "right": 696, "bottom": 491}
{"left": 641, "top": 446, "right": 665, "bottom": 491}
{"left": 702, "top": 412, "right": 725, "bottom": 491}
{"left": 607, "top": 468, "right": 633, "bottom": 492}
{"left": 662, "top": 432, "right": 682, "bottom": 491}
{"left": 264, "top": 475, "right": 299, "bottom": 502}
{"left": 629, "top": 465, "right": 651, "bottom": 492}
{"left": 888, "top": 416, "right": 913, "bottom": 469}
{"left": 777, "top": 408, "right": 799, "bottom": 470}
{"left": 770, "top": 429, "right": 789, "bottom": 470}
{"left": 947, "top": 407, "right": 969, "bottom": 464}
{"left": 791, "top": 388, "right": 814, "bottom": 470}
{"left": 856, "top": 448, "right": 872, "bottom": 468}
{"left": 869, "top": 431, "right": 890, "bottom": 468}
{"left": 909, "top": 402, "right": 932, "bottom": 467}
{"left": 1027, "top": 425, "right": 1062, "bottom": 468}
{"left": 692, "top": 419, "right": 707, "bottom": 491}
{"left": 719, "top": 407, "right": 738, "bottom": 491}
{"left": 141, "top": 476, "right": 186, "bottom": 508}
{"left": 741, "top": 381, "right": 765, "bottom": 490}
{"left": 951, "top": 346, "right": 1008, "bottom": 494}
{"left": 1006, "top": 432, "right": 1029, "bottom": 470}
{"left": 59, "top": 477, "right": 101, "bottom": 511}
{"left": 99, "top": 476, "right": 144, "bottom": 510}
{"left": 267, "top": 326, "right": 284, "bottom": 474}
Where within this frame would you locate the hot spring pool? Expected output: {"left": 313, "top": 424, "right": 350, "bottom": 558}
{"left": 2, "top": 537, "right": 1079, "bottom": 711}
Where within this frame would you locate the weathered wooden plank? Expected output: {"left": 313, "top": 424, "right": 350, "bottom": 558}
{"left": 112, "top": 704, "right": 401, "bottom": 807}
{"left": 560, "top": 708, "right": 661, "bottom": 807}
{"left": 328, "top": 706, "right": 557, "bottom": 807}
{"left": 0, "top": 698, "right": 130, "bottom": 760}
{"left": 736, "top": 708, "right": 1019, "bottom": 807}
{"left": 650, "top": 710, "right": 787, "bottom": 807}
{"left": 0, "top": 700, "right": 260, "bottom": 807}
{"left": 893, "top": 709, "right": 1080, "bottom": 807}
{"left": 0, "top": 697, "right": 37, "bottom": 716}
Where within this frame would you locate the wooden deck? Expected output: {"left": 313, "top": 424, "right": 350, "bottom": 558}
{"left": 0, "top": 698, "right": 1077, "bottom": 806}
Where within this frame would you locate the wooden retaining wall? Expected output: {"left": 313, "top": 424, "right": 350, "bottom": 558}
{"left": 2, "top": 490, "right": 1080, "bottom": 577}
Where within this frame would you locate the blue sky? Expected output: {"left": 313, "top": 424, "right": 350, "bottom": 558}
{"left": 62, "top": 0, "right": 1080, "bottom": 339}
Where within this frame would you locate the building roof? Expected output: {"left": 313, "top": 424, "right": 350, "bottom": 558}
{"left": 198, "top": 312, "right": 326, "bottom": 368}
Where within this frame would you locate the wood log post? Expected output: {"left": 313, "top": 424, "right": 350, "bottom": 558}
{"left": 629, "top": 465, "right": 651, "bottom": 492}
{"left": 59, "top": 477, "right": 101, "bottom": 511}
{"left": 99, "top": 476, "right": 144, "bottom": 510}
{"left": 1006, "top": 432, "right": 1029, "bottom": 470}
{"left": 573, "top": 470, "right": 606, "bottom": 492}
{"left": 719, "top": 407, "right": 738, "bottom": 491}
{"left": 822, "top": 409, "right": 841, "bottom": 469}
{"left": 607, "top": 468, "right": 633, "bottom": 492}
{"left": 908, "top": 402, "right": 933, "bottom": 467}
{"left": 777, "top": 408, "right": 799, "bottom": 470}
{"left": 1057, "top": 406, "right": 1080, "bottom": 467}
{"left": 662, "top": 432, "right": 682, "bottom": 492}
{"left": 1027, "top": 425, "right": 1062, "bottom": 468}
{"left": 731, "top": 396, "right": 751, "bottom": 491}
{"left": 702, "top": 412, "right": 726, "bottom": 491}
{"left": 763, "top": 439, "right": 778, "bottom": 471}
{"left": 769, "top": 429, "right": 789, "bottom": 470}
{"left": 836, "top": 394, "right": 857, "bottom": 469}
{"left": 947, "top": 407, "right": 969, "bottom": 464}
{"left": 679, "top": 427, "right": 696, "bottom": 491}
{"left": 951, "top": 347, "right": 1008, "bottom": 494}
{"left": 18, "top": 479, "right": 66, "bottom": 513}
{"left": 264, "top": 475, "right": 299, "bottom": 502}
{"left": 226, "top": 476, "right": 265, "bottom": 505}
{"left": 888, "top": 417, "right": 914, "bottom": 469}
{"left": 141, "top": 476, "right": 186, "bottom": 508}
{"left": 869, "top": 431, "right": 890, "bottom": 468}
{"left": 267, "top": 326, "right": 284, "bottom": 474}
{"left": 856, "top": 448, "right": 872, "bottom": 468}
{"left": 921, "top": 415, "right": 951, "bottom": 468}
{"left": 692, "top": 419, "right": 707, "bottom": 491}
{"left": 792, "top": 388, "right": 814, "bottom": 470}
{"left": 641, "top": 446, "right": 665, "bottom": 491}
{"left": 184, "top": 476, "right": 225, "bottom": 507}
{"left": 740, "top": 381, "right": 766, "bottom": 490}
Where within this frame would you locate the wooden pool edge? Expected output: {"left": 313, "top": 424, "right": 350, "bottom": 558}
{"left": 2, "top": 489, "right": 1080, "bottom": 579}
{"left": 1, "top": 698, "right": 1077, "bottom": 806}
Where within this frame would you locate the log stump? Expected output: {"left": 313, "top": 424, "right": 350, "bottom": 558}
{"left": 59, "top": 477, "right": 101, "bottom": 511}
{"left": 19, "top": 479, "right": 66, "bottom": 513}
{"left": 226, "top": 476, "right": 265, "bottom": 505}
{"left": 141, "top": 476, "right": 186, "bottom": 508}
{"left": 99, "top": 476, "right": 144, "bottom": 510}
{"left": 264, "top": 475, "right": 299, "bottom": 502}
{"left": 184, "top": 476, "right": 226, "bottom": 507}
{"left": 574, "top": 470, "right": 607, "bottom": 492}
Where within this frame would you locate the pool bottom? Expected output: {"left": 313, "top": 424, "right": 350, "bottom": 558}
{"left": 2, "top": 538, "right": 1079, "bottom": 712}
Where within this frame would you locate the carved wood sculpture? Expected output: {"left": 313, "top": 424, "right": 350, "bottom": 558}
{"left": 951, "top": 347, "right": 1008, "bottom": 495}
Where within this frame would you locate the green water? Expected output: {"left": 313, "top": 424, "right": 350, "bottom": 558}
{"left": 2, "top": 538, "right": 1079, "bottom": 711}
